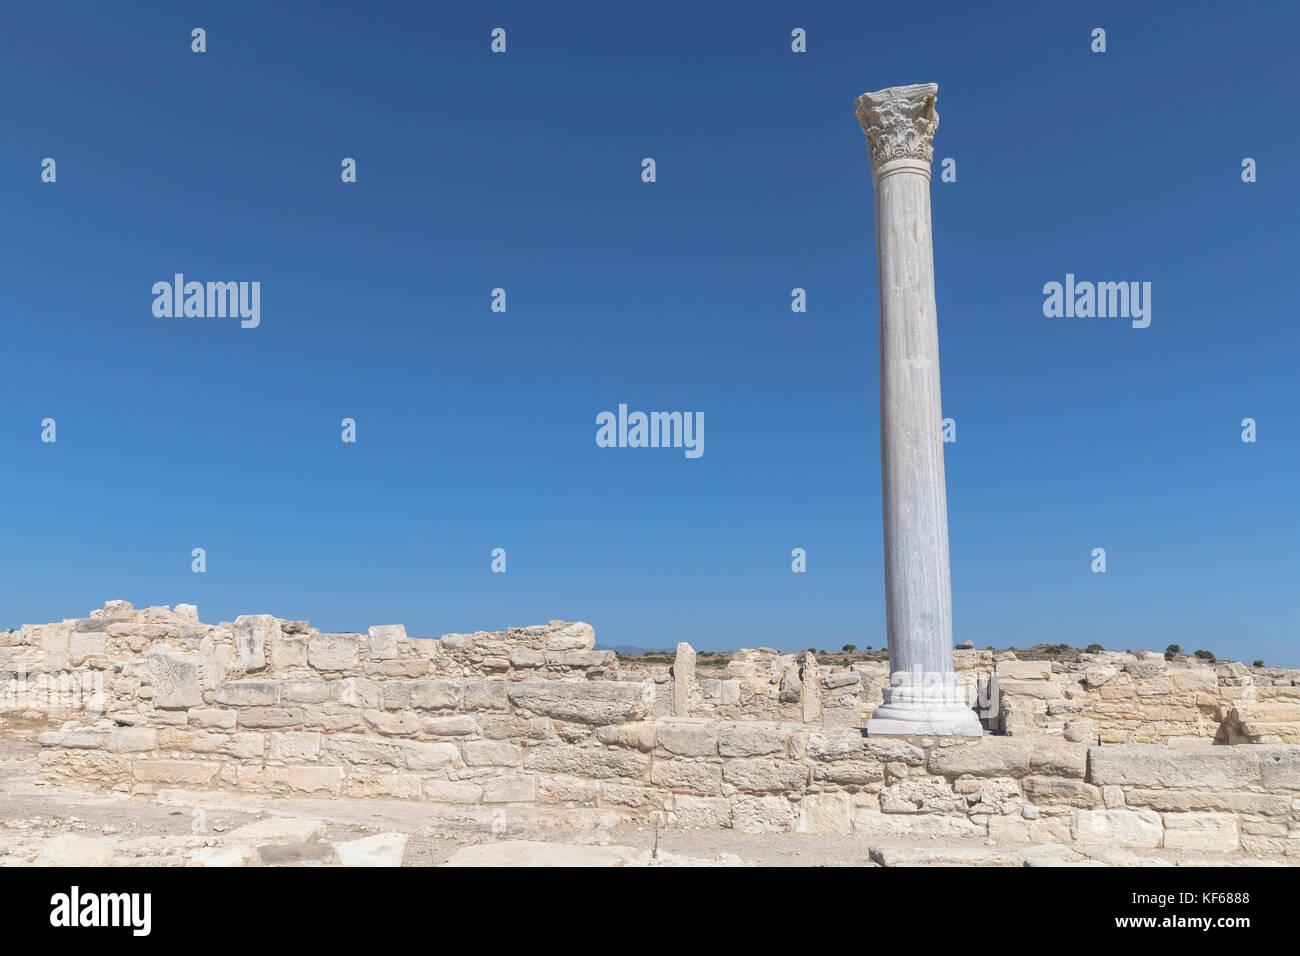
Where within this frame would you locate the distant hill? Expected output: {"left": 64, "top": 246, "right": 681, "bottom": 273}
{"left": 595, "top": 643, "right": 672, "bottom": 655}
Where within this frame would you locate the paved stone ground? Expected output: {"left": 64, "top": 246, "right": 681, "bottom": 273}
{"left": 0, "top": 737, "right": 1289, "bottom": 867}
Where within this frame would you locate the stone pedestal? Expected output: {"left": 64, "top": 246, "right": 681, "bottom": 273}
{"left": 855, "top": 83, "right": 980, "bottom": 737}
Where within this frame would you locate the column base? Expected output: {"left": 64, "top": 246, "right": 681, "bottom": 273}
{"left": 866, "top": 680, "right": 983, "bottom": 737}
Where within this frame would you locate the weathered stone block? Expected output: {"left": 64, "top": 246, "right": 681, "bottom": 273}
{"left": 239, "top": 707, "right": 304, "bottom": 729}
{"left": 483, "top": 775, "right": 537, "bottom": 803}
{"left": 215, "top": 681, "right": 280, "bottom": 706}
{"left": 268, "top": 731, "right": 321, "bottom": 762}
{"left": 546, "top": 621, "right": 595, "bottom": 652}
{"left": 363, "top": 709, "right": 419, "bottom": 736}
{"left": 656, "top": 721, "right": 716, "bottom": 757}
{"left": 732, "top": 794, "right": 795, "bottom": 832}
{"left": 405, "top": 741, "right": 460, "bottom": 770}
{"left": 508, "top": 681, "right": 652, "bottom": 724}
{"left": 368, "top": 624, "right": 406, "bottom": 661}
{"left": 1161, "top": 812, "right": 1240, "bottom": 851}
{"left": 461, "top": 739, "right": 523, "bottom": 767}
{"left": 795, "top": 792, "right": 853, "bottom": 834}
{"left": 523, "top": 744, "right": 648, "bottom": 780}
{"left": 1087, "top": 745, "right": 1261, "bottom": 789}
{"left": 147, "top": 646, "right": 212, "bottom": 709}
{"left": 102, "top": 728, "right": 157, "bottom": 753}
{"left": 997, "top": 660, "right": 1052, "bottom": 680}
{"left": 649, "top": 759, "right": 722, "bottom": 794}
{"left": 132, "top": 759, "right": 220, "bottom": 786}
{"left": 722, "top": 759, "right": 807, "bottom": 794}
{"left": 464, "top": 681, "right": 510, "bottom": 712}
{"left": 232, "top": 615, "right": 278, "bottom": 672}
{"left": 1071, "top": 808, "right": 1162, "bottom": 848}
{"left": 307, "top": 633, "right": 360, "bottom": 671}
{"left": 718, "top": 724, "right": 787, "bottom": 758}
{"left": 670, "top": 795, "right": 731, "bottom": 828}
{"left": 1021, "top": 775, "right": 1101, "bottom": 809}
{"left": 421, "top": 715, "right": 477, "bottom": 736}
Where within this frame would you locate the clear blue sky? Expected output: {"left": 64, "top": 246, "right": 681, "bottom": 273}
{"left": 3, "top": 2, "right": 1297, "bottom": 664}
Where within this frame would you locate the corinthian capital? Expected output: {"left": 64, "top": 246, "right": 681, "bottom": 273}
{"left": 854, "top": 83, "right": 939, "bottom": 179}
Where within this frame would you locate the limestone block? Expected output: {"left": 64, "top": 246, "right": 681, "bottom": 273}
{"left": 307, "top": 633, "right": 360, "bottom": 671}
{"left": 1071, "top": 808, "right": 1162, "bottom": 848}
{"left": 439, "top": 632, "right": 474, "bottom": 654}
{"left": 1161, "top": 812, "right": 1240, "bottom": 851}
{"left": 421, "top": 715, "right": 477, "bottom": 736}
{"left": 997, "top": 660, "right": 1052, "bottom": 680}
{"left": 656, "top": 721, "right": 716, "bottom": 757}
{"left": 346, "top": 771, "right": 423, "bottom": 799}
{"left": 232, "top": 615, "right": 279, "bottom": 672}
{"left": 368, "top": 624, "right": 406, "bottom": 660}
{"left": 998, "top": 679, "right": 1065, "bottom": 700}
{"left": 546, "top": 621, "right": 596, "bottom": 651}
{"left": 479, "top": 714, "right": 556, "bottom": 741}
{"left": 188, "top": 708, "right": 237, "bottom": 730}
{"left": 269, "top": 635, "right": 309, "bottom": 670}
{"left": 650, "top": 759, "right": 723, "bottom": 794}
{"left": 147, "top": 646, "right": 215, "bottom": 709}
{"left": 963, "top": 777, "right": 1023, "bottom": 816}
{"left": 132, "top": 759, "right": 221, "bottom": 786}
{"left": 732, "top": 794, "right": 795, "bottom": 833}
{"left": 409, "top": 680, "right": 461, "bottom": 711}
{"left": 853, "top": 809, "right": 985, "bottom": 839}
{"left": 280, "top": 680, "right": 329, "bottom": 703}
{"left": 523, "top": 744, "right": 649, "bottom": 779}
{"left": 37, "top": 730, "right": 107, "bottom": 749}
{"left": 807, "top": 730, "right": 868, "bottom": 762}
{"left": 795, "top": 791, "right": 853, "bottom": 834}
{"left": 823, "top": 671, "right": 862, "bottom": 690}
{"left": 718, "top": 724, "right": 787, "bottom": 758}
{"left": 102, "top": 728, "right": 157, "bottom": 753}
{"left": 1257, "top": 747, "right": 1300, "bottom": 789}
{"left": 801, "top": 652, "right": 821, "bottom": 723}
{"left": 1168, "top": 667, "right": 1218, "bottom": 693}
{"left": 927, "top": 737, "right": 1086, "bottom": 779}
{"left": 1087, "top": 745, "right": 1262, "bottom": 789}
{"left": 67, "top": 631, "right": 106, "bottom": 659}
{"left": 1021, "top": 776, "right": 1101, "bottom": 809}
{"left": 484, "top": 775, "right": 537, "bottom": 803}
{"left": 672, "top": 643, "right": 697, "bottom": 717}
{"left": 671, "top": 795, "right": 732, "bottom": 828}
{"left": 422, "top": 780, "right": 484, "bottom": 803}
{"left": 363, "top": 709, "right": 420, "bottom": 736}
{"left": 324, "top": 734, "right": 412, "bottom": 767}
{"left": 461, "top": 739, "right": 523, "bottom": 767}
{"left": 247, "top": 764, "right": 345, "bottom": 796}
{"left": 1084, "top": 665, "right": 1118, "bottom": 688}
{"left": 1063, "top": 718, "right": 1095, "bottom": 742}
{"left": 268, "top": 731, "right": 322, "bottom": 762}
{"left": 812, "top": 760, "right": 885, "bottom": 785}
{"left": 880, "top": 778, "right": 962, "bottom": 814}
{"left": 464, "top": 681, "right": 510, "bottom": 711}
{"left": 239, "top": 707, "right": 304, "bottom": 729}
{"left": 722, "top": 759, "right": 807, "bottom": 793}
{"left": 536, "top": 774, "right": 601, "bottom": 805}
{"left": 508, "top": 681, "right": 652, "bottom": 724}
{"left": 986, "top": 814, "right": 1073, "bottom": 845}
{"left": 215, "top": 681, "right": 280, "bottom": 706}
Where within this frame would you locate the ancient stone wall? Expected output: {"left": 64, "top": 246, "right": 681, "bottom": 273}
{"left": 9, "top": 602, "right": 1300, "bottom": 856}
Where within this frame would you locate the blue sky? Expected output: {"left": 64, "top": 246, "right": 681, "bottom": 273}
{"left": 3, "top": 2, "right": 1297, "bottom": 664}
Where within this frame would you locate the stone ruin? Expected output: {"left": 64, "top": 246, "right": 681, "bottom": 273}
{"left": 3, "top": 600, "right": 1299, "bottom": 858}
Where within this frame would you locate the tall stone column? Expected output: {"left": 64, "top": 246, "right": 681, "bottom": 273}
{"left": 855, "top": 83, "right": 980, "bottom": 736}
